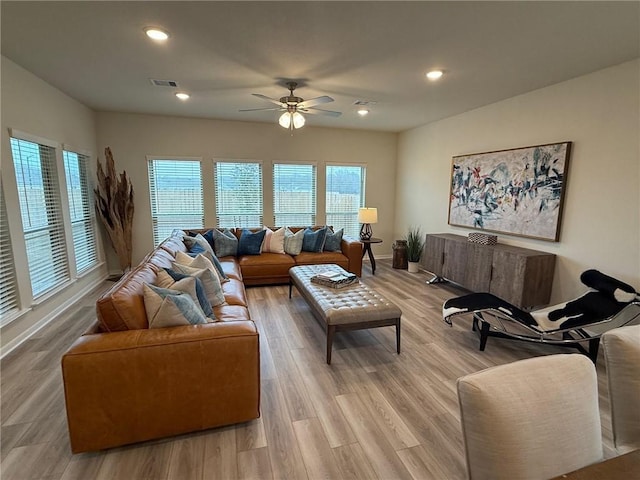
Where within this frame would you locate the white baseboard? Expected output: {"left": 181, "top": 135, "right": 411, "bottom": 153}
{"left": 1, "top": 273, "right": 108, "bottom": 359}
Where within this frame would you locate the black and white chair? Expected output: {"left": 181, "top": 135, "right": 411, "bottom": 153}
{"left": 443, "top": 269, "right": 640, "bottom": 361}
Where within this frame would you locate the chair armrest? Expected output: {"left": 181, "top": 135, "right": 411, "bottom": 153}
{"left": 61, "top": 321, "right": 260, "bottom": 453}
{"left": 341, "top": 237, "right": 363, "bottom": 276}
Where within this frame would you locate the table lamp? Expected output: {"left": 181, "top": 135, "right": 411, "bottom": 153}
{"left": 358, "top": 207, "right": 378, "bottom": 240}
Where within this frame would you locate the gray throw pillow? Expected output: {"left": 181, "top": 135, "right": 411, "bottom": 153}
{"left": 211, "top": 228, "right": 238, "bottom": 257}
{"left": 323, "top": 228, "right": 343, "bottom": 252}
{"left": 284, "top": 228, "right": 304, "bottom": 255}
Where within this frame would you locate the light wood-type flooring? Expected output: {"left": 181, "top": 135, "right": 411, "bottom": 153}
{"left": 1, "top": 259, "right": 616, "bottom": 479}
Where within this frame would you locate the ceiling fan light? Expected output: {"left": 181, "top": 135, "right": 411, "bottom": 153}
{"left": 426, "top": 70, "right": 443, "bottom": 80}
{"left": 292, "top": 112, "right": 305, "bottom": 129}
{"left": 357, "top": 108, "right": 369, "bottom": 116}
{"left": 279, "top": 112, "right": 292, "bottom": 129}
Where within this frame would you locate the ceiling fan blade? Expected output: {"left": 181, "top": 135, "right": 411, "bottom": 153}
{"left": 251, "top": 93, "right": 285, "bottom": 107}
{"left": 301, "top": 107, "right": 342, "bottom": 117}
{"left": 239, "top": 107, "right": 283, "bottom": 112}
{"left": 297, "top": 95, "right": 334, "bottom": 109}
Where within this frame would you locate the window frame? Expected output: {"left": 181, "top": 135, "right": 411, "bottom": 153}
{"left": 325, "top": 163, "right": 366, "bottom": 238}
{"left": 213, "top": 159, "right": 264, "bottom": 229}
{"left": 272, "top": 161, "right": 318, "bottom": 227}
{"left": 147, "top": 156, "right": 205, "bottom": 245}
{"left": 63, "top": 147, "right": 100, "bottom": 275}
{"left": 9, "top": 132, "right": 71, "bottom": 300}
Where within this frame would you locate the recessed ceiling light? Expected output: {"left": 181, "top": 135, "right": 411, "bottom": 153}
{"left": 175, "top": 92, "right": 190, "bottom": 100}
{"left": 144, "top": 27, "right": 169, "bottom": 41}
{"left": 357, "top": 108, "right": 369, "bottom": 116}
{"left": 426, "top": 70, "right": 444, "bottom": 80}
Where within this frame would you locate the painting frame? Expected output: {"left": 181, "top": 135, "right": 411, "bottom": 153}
{"left": 447, "top": 141, "right": 572, "bottom": 242}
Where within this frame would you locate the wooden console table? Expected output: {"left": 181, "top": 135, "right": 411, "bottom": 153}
{"left": 424, "top": 233, "right": 556, "bottom": 308}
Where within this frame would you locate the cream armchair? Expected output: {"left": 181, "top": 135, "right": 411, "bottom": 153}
{"left": 457, "top": 354, "right": 603, "bottom": 480}
{"left": 602, "top": 324, "right": 640, "bottom": 453}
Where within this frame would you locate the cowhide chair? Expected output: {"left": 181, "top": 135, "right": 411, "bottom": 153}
{"left": 443, "top": 269, "right": 640, "bottom": 361}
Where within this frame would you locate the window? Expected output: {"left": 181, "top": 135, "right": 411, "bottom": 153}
{"left": 0, "top": 182, "right": 19, "bottom": 322}
{"left": 214, "top": 161, "right": 263, "bottom": 228}
{"left": 63, "top": 150, "right": 99, "bottom": 274}
{"left": 326, "top": 165, "right": 366, "bottom": 238}
{"left": 273, "top": 163, "right": 317, "bottom": 226}
{"left": 148, "top": 159, "right": 204, "bottom": 245}
{"left": 10, "top": 137, "right": 69, "bottom": 298}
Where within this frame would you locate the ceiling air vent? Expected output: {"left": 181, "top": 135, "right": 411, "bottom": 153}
{"left": 149, "top": 79, "right": 178, "bottom": 87}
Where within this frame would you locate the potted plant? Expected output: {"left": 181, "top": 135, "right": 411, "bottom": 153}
{"left": 406, "top": 226, "right": 425, "bottom": 273}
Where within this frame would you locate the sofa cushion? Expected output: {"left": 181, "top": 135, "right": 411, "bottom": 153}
{"left": 143, "top": 284, "right": 210, "bottom": 329}
{"left": 239, "top": 253, "right": 296, "bottom": 280}
{"left": 220, "top": 258, "right": 243, "bottom": 281}
{"left": 238, "top": 228, "right": 266, "bottom": 255}
{"left": 171, "top": 263, "right": 225, "bottom": 307}
{"left": 212, "top": 304, "right": 252, "bottom": 322}
{"left": 324, "top": 228, "right": 344, "bottom": 252}
{"left": 262, "top": 227, "right": 285, "bottom": 254}
{"left": 302, "top": 226, "right": 328, "bottom": 253}
{"left": 222, "top": 279, "right": 248, "bottom": 306}
{"left": 212, "top": 228, "right": 238, "bottom": 257}
{"left": 157, "top": 268, "right": 214, "bottom": 319}
{"left": 284, "top": 228, "right": 304, "bottom": 255}
{"left": 295, "top": 251, "right": 349, "bottom": 269}
{"left": 96, "top": 262, "right": 158, "bottom": 331}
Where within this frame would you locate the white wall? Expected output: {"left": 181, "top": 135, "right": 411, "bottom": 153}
{"left": 1, "top": 56, "right": 108, "bottom": 352}
{"left": 96, "top": 112, "right": 398, "bottom": 268}
{"left": 396, "top": 60, "right": 640, "bottom": 303}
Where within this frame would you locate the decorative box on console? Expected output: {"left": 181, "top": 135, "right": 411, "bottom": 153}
{"left": 468, "top": 232, "right": 497, "bottom": 245}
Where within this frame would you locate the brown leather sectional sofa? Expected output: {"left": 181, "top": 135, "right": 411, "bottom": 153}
{"left": 61, "top": 228, "right": 363, "bottom": 453}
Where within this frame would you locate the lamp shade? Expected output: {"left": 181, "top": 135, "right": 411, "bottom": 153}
{"left": 279, "top": 111, "right": 306, "bottom": 129}
{"left": 358, "top": 207, "right": 378, "bottom": 224}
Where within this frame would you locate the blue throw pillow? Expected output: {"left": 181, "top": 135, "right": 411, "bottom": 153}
{"left": 238, "top": 228, "right": 266, "bottom": 255}
{"left": 211, "top": 229, "right": 238, "bottom": 257}
{"left": 163, "top": 268, "right": 214, "bottom": 318}
{"left": 191, "top": 231, "right": 229, "bottom": 281}
{"left": 323, "top": 228, "right": 343, "bottom": 252}
{"left": 302, "top": 226, "right": 328, "bottom": 253}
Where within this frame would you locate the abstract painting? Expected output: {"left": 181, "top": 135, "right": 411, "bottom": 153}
{"left": 448, "top": 142, "right": 572, "bottom": 241}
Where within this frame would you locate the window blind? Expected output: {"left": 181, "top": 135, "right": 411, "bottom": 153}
{"left": 63, "top": 150, "right": 99, "bottom": 274}
{"left": 10, "top": 137, "right": 70, "bottom": 298}
{"left": 0, "top": 182, "right": 19, "bottom": 321}
{"left": 214, "top": 161, "right": 263, "bottom": 228}
{"left": 273, "top": 163, "right": 317, "bottom": 226}
{"left": 148, "top": 159, "right": 204, "bottom": 245}
{"left": 326, "top": 165, "right": 366, "bottom": 238}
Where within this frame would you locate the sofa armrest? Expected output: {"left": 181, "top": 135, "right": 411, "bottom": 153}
{"left": 62, "top": 321, "right": 260, "bottom": 453}
{"left": 341, "top": 237, "right": 363, "bottom": 277}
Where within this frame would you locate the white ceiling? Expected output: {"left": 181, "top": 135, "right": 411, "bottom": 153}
{"left": 2, "top": 1, "right": 639, "bottom": 133}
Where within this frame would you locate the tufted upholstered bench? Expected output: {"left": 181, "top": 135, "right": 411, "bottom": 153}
{"left": 289, "top": 264, "right": 402, "bottom": 364}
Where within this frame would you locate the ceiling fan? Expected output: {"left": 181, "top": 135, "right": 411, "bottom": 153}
{"left": 240, "top": 81, "right": 341, "bottom": 130}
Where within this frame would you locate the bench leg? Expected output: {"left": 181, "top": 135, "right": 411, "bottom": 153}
{"left": 327, "top": 325, "right": 336, "bottom": 365}
{"left": 289, "top": 281, "right": 293, "bottom": 299}
{"left": 396, "top": 318, "right": 401, "bottom": 354}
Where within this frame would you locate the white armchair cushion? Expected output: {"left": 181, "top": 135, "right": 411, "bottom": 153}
{"left": 602, "top": 324, "right": 640, "bottom": 453}
{"left": 457, "top": 354, "right": 602, "bottom": 480}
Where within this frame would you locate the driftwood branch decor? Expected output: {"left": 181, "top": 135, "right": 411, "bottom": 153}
{"left": 94, "top": 147, "right": 134, "bottom": 272}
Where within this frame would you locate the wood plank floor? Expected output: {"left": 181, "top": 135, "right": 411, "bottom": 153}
{"left": 0, "top": 259, "right": 616, "bottom": 479}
